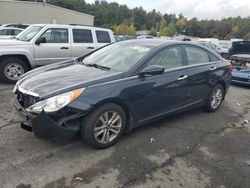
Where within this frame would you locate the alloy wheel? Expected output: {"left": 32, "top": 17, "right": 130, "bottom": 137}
{"left": 94, "top": 111, "right": 122, "bottom": 144}
{"left": 210, "top": 88, "right": 223, "bottom": 109}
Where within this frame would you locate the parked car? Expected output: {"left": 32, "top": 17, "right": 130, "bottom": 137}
{"left": 230, "top": 54, "right": 250, "bottom": 86}
{"left": 173, "top": 35, "right": 191, "bottom": 41}
{"left": 198, "top": 42, "right": 221, "bottom": 54}
{"left": 115, "top": 35, "right": 135, "bottom": 42}
{"left": 0, "top": 23, "right": 30, "bottom": 29}
{"left": 137, "top": 35, "right": 154, "bottom": 39}
{"left": 228, "top": 41, "right": 250, "bottom": 56}
{"left": 13, "top": 39, "right": 232, "bottom": 149}
{"left": 0, "top": 24, "right": 115, "bottom": 83}
{"left": 0, "top": 27, "right": 23, "bottom": 39}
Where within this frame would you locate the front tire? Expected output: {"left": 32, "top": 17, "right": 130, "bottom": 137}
{"left": 204, "top": 84, "right": 224, "bottom": 112}
{"left": 0, "top": 57, "right": 29, "bottom": 83}
{"left": 81, "top": 103, "right": 126, "bottom": 149}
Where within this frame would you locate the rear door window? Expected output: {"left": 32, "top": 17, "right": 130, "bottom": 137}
{"left": 185, "top": 45, "right": 210, "bottom": 65}
{"left": 96, "top": 30, "right": 111, "bottom": 43}
{"left": 73, "top": 29, "right": 93, "bottom": 43}
{"left": 209, "top": 53, "right": 220, "bottom": 62}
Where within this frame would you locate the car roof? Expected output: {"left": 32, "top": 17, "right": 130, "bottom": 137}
{"left": 0, "top": 27, "right": 23, "bottom": 30}
{"left": 117, "top": 39, "right": 196, "bottom": 48}
{"left": 31, "top": 24, "right": 112, "bottom": 31}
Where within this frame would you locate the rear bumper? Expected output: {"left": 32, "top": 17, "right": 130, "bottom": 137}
{"left": 13, "top": 98, "right": 86, "bottom": 142}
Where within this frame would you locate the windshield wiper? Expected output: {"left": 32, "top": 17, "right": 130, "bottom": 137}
{"left": 82, "top": 63, "right": 111, "bottom": 70}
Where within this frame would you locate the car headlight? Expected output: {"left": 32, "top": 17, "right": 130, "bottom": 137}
{"left": 26, "top": 88, "right": 85, "bottom": 113}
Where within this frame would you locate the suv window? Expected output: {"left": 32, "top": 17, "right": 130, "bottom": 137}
{"left": 232, "top": 42, "right": 250, "bottom": 53}
{"left": 147, "top": 46, "right": 183, "bottom": 69}
{"left": 0, "top": 29, "right": 12, "bottom": 35}
{"left": 13, "top": 29, "right": 22, "bottom": 35}
{"left": 96, "top": 30, "right": 111, "bottom": 43}
{"left": 185, "top": 46, "right": 209, "bottom": 65}
{"left": 41, "top": 28, "right": 68, "bottom": 43}
{"left": 73, "top": 29, "right": 93, "bottom": 43}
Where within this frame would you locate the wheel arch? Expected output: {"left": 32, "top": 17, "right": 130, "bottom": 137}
{"left": 0, "top": 54, "right": 32, "bottom": 70}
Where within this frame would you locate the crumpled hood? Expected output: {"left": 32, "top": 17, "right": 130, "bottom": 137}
{"left": 0, "top": 39, "right": 29, "bottom": 46}
{"left": 17, "top": 60, "right": 123, "bottom": 98}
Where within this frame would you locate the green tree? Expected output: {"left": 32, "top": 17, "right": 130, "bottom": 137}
{"left": 165, "top": 23, "right": 176, "bottom": 37}
{"left": 149, "top": 26, "right": 157, "bottom": 37}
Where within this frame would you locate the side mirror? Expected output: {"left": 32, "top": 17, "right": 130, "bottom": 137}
{"left": 139, "top": 65, "right": 165, "bottom": 77}
{"left": 35, "top": 37, "right": 46, "bottom": 45}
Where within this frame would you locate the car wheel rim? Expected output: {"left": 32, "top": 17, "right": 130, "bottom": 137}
{"left": 94, "top": 111, "right": 122, "bottom": 144}
{"left": 211, "top": 88, "right": 223, "bottom": 109}
{"left": 4, "top": 63, "right": 24, "bottom": 81}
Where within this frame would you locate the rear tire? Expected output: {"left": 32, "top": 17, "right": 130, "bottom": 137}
{"left": 204, "top": 84, "right": 224, "bottom": 112}
{"left": 0, "top": 57, "right": 29, "bottom": 83}
{"left": 81, "top": 103, "right": 126, "bottom": 149}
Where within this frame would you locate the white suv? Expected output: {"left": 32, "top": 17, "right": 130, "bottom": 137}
{"left": 0, "top": 24, "right": 115, "bottom": 83}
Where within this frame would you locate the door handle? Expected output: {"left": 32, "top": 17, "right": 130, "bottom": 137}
{"left": 87, "top": 46, "right": 94, "bottom": 49}
{"left": 178, "top": 75, "right": 188, "bottom": 81}
{"left": 210, "top": 66, "right": 217, "bottom": 70}
{"left": 60, "top": 46, "right": 69, "bottom": 50}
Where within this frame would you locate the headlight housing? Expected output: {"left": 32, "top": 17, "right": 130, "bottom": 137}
{"left": 26, "top": 88, "right": 85, "bottom": 113}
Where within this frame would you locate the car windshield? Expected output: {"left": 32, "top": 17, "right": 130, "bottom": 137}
{"left": 81, "top": 43, "right": 152, "bottom": 71}
{"left": 16, "top": 26, "right": 43, "bottom": 41}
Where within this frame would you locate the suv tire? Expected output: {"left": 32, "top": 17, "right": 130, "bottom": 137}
{"left": 0, "top": 57, "right": 29, "bottom": 83}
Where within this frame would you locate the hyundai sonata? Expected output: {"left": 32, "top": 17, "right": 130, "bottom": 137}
{"left": 13, "top": 39, "right": 232, "bottom": 148}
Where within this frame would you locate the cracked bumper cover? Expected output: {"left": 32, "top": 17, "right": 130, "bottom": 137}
{"left": 13, "top": 98, "right": 87, "bottom": 141}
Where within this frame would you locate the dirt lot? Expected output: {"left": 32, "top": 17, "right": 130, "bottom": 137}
{"left": 0, "top": 83, "right": 249, "bottom": 188}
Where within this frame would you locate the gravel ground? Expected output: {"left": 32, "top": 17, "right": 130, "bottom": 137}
{"left": 0, "top": 83, "right": 249, "bottom": 188}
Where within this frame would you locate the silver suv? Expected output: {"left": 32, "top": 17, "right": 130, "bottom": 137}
{"left": 0, "top": 24, "right": 115, "bottom": 83}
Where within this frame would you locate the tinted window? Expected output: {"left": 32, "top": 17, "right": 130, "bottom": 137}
{"left": 233, "top": 43, "right": 250, "bottom": 53}
{"left": 147, "top": 46, "right": 183, "bottom": 69}
{"left": 73, "top": 29, "right": 93, "bottom": 43}
{"left": 96, "top": 30, "right": 111, "bottom": 43}
{"left": 185, "top": 46, "right": 209, "bottom": 65}
{"left": 0, "top": 29, "right": 12, "bottom": 35}
{"left": 209, "top": 53, "right": 220, "bottom": 62}
{"left": 41, "top": 28, "right": 68, "bottom": 43}
{"left": 13, "top": 29, "right": 22, "bottom": 35}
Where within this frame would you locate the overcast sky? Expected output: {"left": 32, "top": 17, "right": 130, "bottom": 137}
{"left": 85, "top": 0, "right": 250, "bottom": 20}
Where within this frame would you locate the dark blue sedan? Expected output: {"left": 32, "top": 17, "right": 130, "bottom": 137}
{"left": 13, "top": 40, "right": 232, "bottom": 148}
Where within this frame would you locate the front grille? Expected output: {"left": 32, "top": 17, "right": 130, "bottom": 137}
{"left": 16, "top": 90, "right": 37, "bottom": 108}
{"left": 232, "top": 76, "right": 249, "bottom": 82}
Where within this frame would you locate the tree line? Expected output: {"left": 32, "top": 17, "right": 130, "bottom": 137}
{"left": 21, "top": 0, "right": 250, "bottom": 39}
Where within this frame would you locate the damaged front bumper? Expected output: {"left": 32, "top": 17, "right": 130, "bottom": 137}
{"left": 13, "top": 97, "right": 87, "bottom": 142}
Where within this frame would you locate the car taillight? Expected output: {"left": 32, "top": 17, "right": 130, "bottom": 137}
{"left": 227, "top": 63, "right": 233, "bottom": 72}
